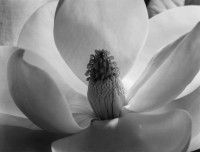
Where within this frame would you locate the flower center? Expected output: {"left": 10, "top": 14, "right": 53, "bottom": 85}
{"left": 86, "top": 49, "right": 125, "bottom": 120}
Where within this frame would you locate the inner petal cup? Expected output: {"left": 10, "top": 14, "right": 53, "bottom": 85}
{"left": 7, "top": 48, "right": 94, "bottom": 134}
{"left": 54, "top": 0, "right": 149, "bottom": 83}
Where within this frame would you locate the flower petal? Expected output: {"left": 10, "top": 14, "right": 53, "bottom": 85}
{"left": 123, "top": 6, "right": 200, "bottom": 92}
{"left": 52, "top": 109, "right": 191, "bottom": 152}
{"left": 17, "top": 0, "right": 93, "bottom": 124}
{"left": 126, "top": 22, "right": 200, "bottom": 112}
{"left": 67, "top": 92, "right": 95, "bottom": 129}
{"left": 150, "top": 86, "right": 200, "bottom": 151}
{"left": 17, "top": 1, "right": 87, "bottom": 95}
{"left": 54, "top": 0, "right": 148, "bottom": 83}
{"left": 0, "top": 122, "right": 61, "bottom": 152}
{"left": 0, "top": 0, "right": 52, "bottom": 45}
{"left": 188, "top": 133, "right": 200, "bottom": 152}
{"left": 0, "top": 112, "right": 39, "bottom": 130}
{"left": 7, "top": 48, "right": 85, "bottom": 134}
{"left": 0, "top": 46, "right": 25, "bottom": 116}
{"left": 151, "top": 86, "right": 200, "bottom": 139}
{"left": 126, "top": 34, "right": 185, "bottom": 102}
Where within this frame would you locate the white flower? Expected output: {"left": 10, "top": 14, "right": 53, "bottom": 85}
{"left": 1, "top": 0, "right": 200, "bottom": 152}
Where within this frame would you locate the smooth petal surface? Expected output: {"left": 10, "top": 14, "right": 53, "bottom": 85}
{"left": 150, "top": 86, "right": 200, "bottom": 151}
{"left": 126, "top": 22, "right": 200, "bottom": 112}
{"left": 7, "top": 48, "right": 85, "bottom": 134}
{"left": 151, "top": 86, "right": 200, "bottom": 138}
{"left": 0, "top": 0, "right": 52, "bottom": 45}
{"left": 123, "top": 6, "right": 200, "bottom": 92}
{"left": 18, "top": 1, "right": 87, "bottom": 95}
{"left": 0, "top": 46, "right": 25, "bottom": 116}
{"left": 126, "top": 34, "right": 185, "bottom": 102}
{"left": 0, "top": 112, "right": 61, "bottom": 152}
{"left": 54, "top": 0, "right": 148, "bottom": 83}
{"left": 52, "top": 110, "right": 191, "bottom": 152}
{"left": 0, "top": 112, "right": 39, "bottom": 130}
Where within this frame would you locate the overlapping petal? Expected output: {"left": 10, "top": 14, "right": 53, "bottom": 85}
{"left": 123, "top": 6, "right": 200, "bottom": 93}
{"left": 126, "top": 34, "right": 185, "bottom": 102}
{"left": 54, "top": 0, "right": 149, "bottom": 83}
{"left": 151, "top": 86, "right": 200, "bottom": 151}
{"left": 126, "top": 22, "right": 200, "bottom": 112}
{"left": 0, "top": 112, "right": 39, "bottom": 130}
{"left": 18, "top": 0, "right": 87, "bottom": 95}
{"left": 171, "top": 87, "right": 200, "bottom": 138}
{"left": 7, "top": 47, "right": 90, "bottom": 134}
{"left": 0, "top": 0, "right": 52, "bottom": 45}
{"left": 0, "top": 1, "right": 198, "bottom": 152}
{"left": 52, "top": 110, "right": 191, "bottom": 152}
{"left": 0, "top": 46, "right": 25, "bottom": 117}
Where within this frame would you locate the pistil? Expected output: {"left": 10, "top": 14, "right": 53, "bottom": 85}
{"left": 86, "top": 50, "right": 125, "bottom": 120}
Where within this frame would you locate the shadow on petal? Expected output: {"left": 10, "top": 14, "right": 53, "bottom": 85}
{"left": 52, "top": 110, "right": 191, "bottom": 152}
{"left": 0, "top": 125, "right": 63, "bottom": 152}
{"left": 7, "top": 49, "right": 83, "bottom": 134}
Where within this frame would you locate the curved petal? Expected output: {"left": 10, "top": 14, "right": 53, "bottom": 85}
{"left": 0, "top": 46, "right": 25, "bottom": 117}
{"left": 126, "top": 34, "right": 185, "bottom": 102}
{"left": 0, "top": 112, "right": 39, "bottom": 130}
{"left": 7, "top": 48, "right": 86, "bottom": 134}
{"left": 123, "top": 6, "right": 200, "bottom": 93}
{"left": 149, "top": 86, "right": 200, "bottom": 151}
{"left": 54, "top": 0, "right": 148, "bottom": 83}
{"left": 19, "top": 44, "right": 94, "bottom": 130}
{"left": 52, "top": 109, "right": 191, "bottom": 152}
{"left": 0, "top": 0, "right": 52, "bottom": 45}
{"left": 18, "top": 1, "right": 87, "bottom": 95}
{"left": 151, "top": 86, "right": 200, "bottom": 139}
{"left": 126, "top": 22, "right": 200, "bottom": 112}
{"left": 17, "top": 0, "right": 93, "bottom": 125}
{"left": 67, "top": 91, "right": 95, "bottom": 129}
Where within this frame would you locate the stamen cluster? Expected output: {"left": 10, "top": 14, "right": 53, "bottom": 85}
{"left": 85, "top": 49, "right": 119, "bottom": 82}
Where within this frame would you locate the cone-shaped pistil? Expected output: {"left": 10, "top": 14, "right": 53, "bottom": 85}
{"left": 86, "top": 50, "right": 125, "bottom": 120}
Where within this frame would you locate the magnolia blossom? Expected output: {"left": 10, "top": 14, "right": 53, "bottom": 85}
{"left": 1, "top": 0, "right": 200, "bottom": 152}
